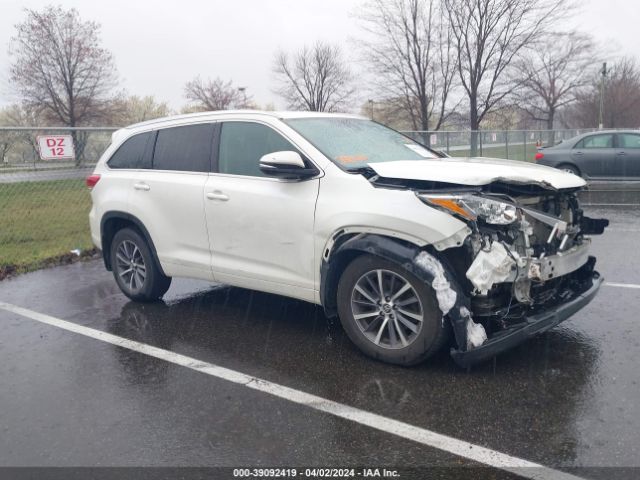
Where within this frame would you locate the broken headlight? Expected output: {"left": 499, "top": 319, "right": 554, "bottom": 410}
{"left": 417, "top": 193, "right": 517, "bottom": 225}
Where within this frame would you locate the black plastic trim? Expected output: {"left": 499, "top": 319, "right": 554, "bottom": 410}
{"left": 211, "top": 122, "right": 221, "bottom": 173}
{"left": 320, "top": 233, "right": 472, "bottom": 350}
{"left": 100, "top": 211, "right": 167, "bottom": 276}
{"left": 451, "top": 272, "right": 603, "bottom": 368}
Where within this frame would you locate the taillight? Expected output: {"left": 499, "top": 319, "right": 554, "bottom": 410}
{"left": 86, "top": 174, "right": 101, "bottom": 189}
{"left": 534, "top": 152, "right": 544, "bottom": 161}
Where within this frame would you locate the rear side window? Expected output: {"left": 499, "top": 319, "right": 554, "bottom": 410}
{"left": 153, "top": 124, "right": 214, "bottom": 172}
{"left": 575, "top": 134, "right": 613, "bottom": 149}
{"left": 108, "top": 132, "right": 152, "bottom": 169}
{"left": 218, "top": 122, "right": 299, "bottom": 177}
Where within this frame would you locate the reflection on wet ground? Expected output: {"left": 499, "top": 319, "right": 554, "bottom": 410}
{"left": 106, "top": 286, "right": 601, "bottom": 467}
{"left": 0, "top": 206, "right": 638, "bottom": 475}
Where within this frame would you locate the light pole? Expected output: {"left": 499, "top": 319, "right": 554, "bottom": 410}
{"left": 598, "top": 62, "right": 607, "bottom": 130}
{"left": 238, "top": 87, "right": 247, "bottom": 109}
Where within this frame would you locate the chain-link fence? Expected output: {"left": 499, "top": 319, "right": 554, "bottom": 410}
{"left": 0, "top": 126, "right": 597, "bottom": 278}
{"left": 401, "top": 129, "right": 599, "bottom": 161}
{"left": 0, "top": 127, "right": 116, "bottom": 278}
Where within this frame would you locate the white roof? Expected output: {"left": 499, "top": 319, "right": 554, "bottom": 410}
{"left": 124, "top": 110, "right": 366, "bottom": 131}
{"left": 110, "top": 110, "right": 367, "bottom": 146}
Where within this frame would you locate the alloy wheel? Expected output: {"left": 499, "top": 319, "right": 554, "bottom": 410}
{"left": 115, "top": 240, "right": 147, "bottom": 292}
{"left": 350, "top": 269, "right": 424, "bottom": 349}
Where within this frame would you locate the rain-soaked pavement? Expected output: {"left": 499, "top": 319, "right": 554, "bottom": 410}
{"left": 0, "top": 206, "right": 639, "bottom": 479}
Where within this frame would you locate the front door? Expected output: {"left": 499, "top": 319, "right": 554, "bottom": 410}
{"left": 204, "top": 121, "right": 320, "bottom": 301}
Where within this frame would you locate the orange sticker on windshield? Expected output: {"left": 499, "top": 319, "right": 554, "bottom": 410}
{"left": 336, "top": 154, "right": 368, "bottom": 164}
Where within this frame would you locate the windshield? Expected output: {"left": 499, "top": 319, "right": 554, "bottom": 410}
{"left": 284, "top": 117, "right": 437, "bottom": 170}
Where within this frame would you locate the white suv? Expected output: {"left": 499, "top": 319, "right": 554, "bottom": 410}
{"left": 88, "top": 111, "right": 607, "bottom": 367}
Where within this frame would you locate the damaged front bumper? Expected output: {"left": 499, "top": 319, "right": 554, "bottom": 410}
{"left": 451, "top": 263, "right": 602, "bottom": 368}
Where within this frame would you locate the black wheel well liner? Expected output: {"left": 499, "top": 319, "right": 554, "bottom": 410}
{"left": 100, "top": 211, "right": 166, "bottom": 276}
{"left": 320, "top": 233, "right": 471, "bottom": 350}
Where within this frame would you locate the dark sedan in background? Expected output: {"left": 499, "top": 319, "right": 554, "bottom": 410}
{"left": 535, "top": 130, "right": 640, "bottom": 178}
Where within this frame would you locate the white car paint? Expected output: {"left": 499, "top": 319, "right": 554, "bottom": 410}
{"left": 88, "top": 110, "right": 579, "bottom": 305}
{"left": 369, "top": 157, "right": 587, "bottom": 190}
{"left": 129, "top": 169, "right": 214, "bottom": 281}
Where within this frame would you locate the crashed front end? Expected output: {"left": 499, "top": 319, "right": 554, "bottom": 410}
{"left": 415, "top": 183, "right": 608, "bottom": 367}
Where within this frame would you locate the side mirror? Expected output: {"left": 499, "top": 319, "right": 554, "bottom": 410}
{"left": 259, "top": 151, "right": 318, "bottom": 179}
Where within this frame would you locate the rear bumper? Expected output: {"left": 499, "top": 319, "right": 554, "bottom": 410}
{"left": 450, "top": 270, "right": 603, "bottom": 368}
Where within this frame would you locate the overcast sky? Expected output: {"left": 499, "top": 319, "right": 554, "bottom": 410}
{"left": 0, "top": 0, "right": 638, "bottom": 112}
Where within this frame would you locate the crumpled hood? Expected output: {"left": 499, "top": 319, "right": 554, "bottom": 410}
{"left": 368, "top": 157, "right": 586, "bottom": 190}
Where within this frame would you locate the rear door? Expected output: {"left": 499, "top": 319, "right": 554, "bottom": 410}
{"left": 128, "top": 123, "right": 215, "bottom": 281}
{"left": 572, "top": 133, "right": 616, "bottom": 177}
{"left": 203, "top": 120, "right": 320, "bottom": 301}
{"left": 103, "top": 131, "right": 154, "bottom": 219}
{"left": 615, "top": 133, "right": 640, "bottom": 177}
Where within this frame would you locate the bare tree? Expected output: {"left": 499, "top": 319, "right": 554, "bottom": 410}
{"left": 9, "top": 6, "right": 118, "bottom": 164}
{"left": 184, "top": 77, "right": 249, "bottom": 111}
{"left": 357, "top": 0, "right": 457, "bottom": 136}
{"left": 443, "top": 0, "right": 569, "bottom": 154}
{"left": 273, "top": 42, "right": 355, "bottom": 112}
{"left": 0, "top": 108, "right": 19, "bottom": 163}
{"left": 359, "top": 98, "right": 417, "bottom": 130}
{"left": 9, "top": 8, "right": 117, "bottom": 124}
{"left": 2, "top": 103, "right": 46, "bottom": 162}
{"left": 113, "top": 95, "right": 172, "bottom": 125}
{"left": 571, "top": 57, "right": 640, "bottom": 129}
{"left": 517, "top": 32, "right": 595, "bottom": 132}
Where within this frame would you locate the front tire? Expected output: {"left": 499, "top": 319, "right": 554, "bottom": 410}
{"left": 110, "top": 228, "right": 171, "bottom": 302}
{"left": 336, "top": 255, "right": 448, "bottom": 366}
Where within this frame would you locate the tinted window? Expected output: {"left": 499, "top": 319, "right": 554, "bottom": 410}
{"left": 618, "top": 133, "right": 640, "bottom": 149}
{"left": 218, "top": 122, "right": 299, "bottom": 177}
{"left": 108, "top": 132, "right": 152, "bottom": 169}
{"left": 576, "top": 134, "right": 613, "bottom": 149}
{"left": 153, "top": 124, "right": 214, "bottom": 172}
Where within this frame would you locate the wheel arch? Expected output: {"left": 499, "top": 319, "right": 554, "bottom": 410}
{"left": 100, "top": 211, "right": 166, "bottom": 276}
{"left": 556, "top": 162, "right": 582, "bottom": 177}
{"left": 321, "top": 233, "right": 427, "bottom": 317}
{"left": 320, "top": 232, "right": 473, "bottom": 352}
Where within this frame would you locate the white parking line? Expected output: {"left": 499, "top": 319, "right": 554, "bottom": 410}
{"left": 605, "top": 282, "right": 640, "bottom": 289}
{"left": 0, "top": 301, "right": 583, "bottom": 480}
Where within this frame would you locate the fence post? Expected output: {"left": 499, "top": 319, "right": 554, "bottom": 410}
{"left": 446, "top": 132, "right": 450, "bottom": 155}
{"left": 479, "top": 130, "right": 483, "bottom": 156}
{"left": 505, "top": 131, "right": 509, "bottom": 159}
{"left": 523, "top": 131, "right": 527, "bottom": 161}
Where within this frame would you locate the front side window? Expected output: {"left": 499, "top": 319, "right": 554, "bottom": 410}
{"left": 218, "top": 122, "right": 298, "bottom": 177}
{"left": 153, "top": 124, "right": 214, "bottom": 172}
{"left": 575, "top": 134, "right": 614, "bottom": 149}
{"left": 618, "top": 133, "right": 640, "bottom": 149}
{"left": 108, "top": 132, "right": 152, "bottom": 169}
{"left": 284, "top": 117, "right": 437, "bottom": 170}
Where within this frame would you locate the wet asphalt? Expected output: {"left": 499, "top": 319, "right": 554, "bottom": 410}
{"left": 0, "top": 206, "right": 639, "bottom": 479}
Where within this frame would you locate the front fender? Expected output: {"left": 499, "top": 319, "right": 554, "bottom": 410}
{"left": 320, "top": 233, "right": 474, "bottom": 352}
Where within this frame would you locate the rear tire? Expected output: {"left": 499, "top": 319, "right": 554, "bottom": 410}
{"left": 558, "top": 163, "right": 581, "bottom": 177}
{"left": 110, "top": 228, "right": 171, "bottom": 302}
{"left": 336, "top": 254, "right": 449, "bottom": 366}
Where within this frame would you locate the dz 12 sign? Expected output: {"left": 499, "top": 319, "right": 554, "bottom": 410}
{"left": 37, "top": 135, "right": 75, "bottom": 160}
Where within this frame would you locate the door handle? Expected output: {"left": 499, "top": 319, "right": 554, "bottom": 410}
{"left": 617, "top": 151, "right": 626, "bottom": 155}
{"left": 206, "top": 191, "right": 229, "bottom": 201}
{"left": 133, "top": 182, "right": 150, "bottom": 191}
{"left": 574, "top": 151, "right": 583, "bottom": 156}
